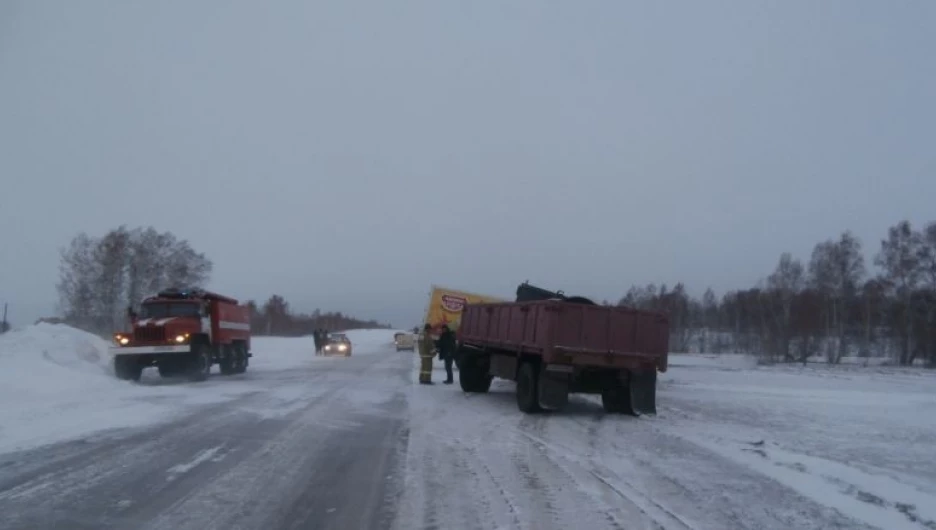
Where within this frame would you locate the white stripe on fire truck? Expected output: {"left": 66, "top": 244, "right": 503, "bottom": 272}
{"left": 219, "top": 321, "right": 250, "bottom": 331}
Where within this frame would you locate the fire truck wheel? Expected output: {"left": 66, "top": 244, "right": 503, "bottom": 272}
{"left": 219, "top": 346, "right": 236, "bottom": 375}
{"left": 232, "top": 344, "right": 248, "bottom": 374}
{"left": 187, "top": 345, "right": 212, "bottom": 382}
{"left": 157, "top": 360, "right": 183, "bottom": 378}
{"left": 114, "top": 355, "right": 143, "bottom": 382}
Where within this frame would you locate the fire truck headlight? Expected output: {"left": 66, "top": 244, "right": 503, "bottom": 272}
{"left": 117, "top": 335, "right": 130, "bottom": 346}
{"left": 174, "top": 334, "right": 187, "bottom": 343}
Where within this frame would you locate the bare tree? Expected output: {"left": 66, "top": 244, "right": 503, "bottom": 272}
{"left": 92, "top": 227, "right": 131, "bottom": 332}
{"left": 916, "top": 222, "right": 936, "bottom": 364}
{"left": 700, "top": 287, "right": 718, "bottom": 352}
{"left": 56, "top": 226, "right": 213, "bottom": 334}
{"left": 766, "top": 252, "right": 805, "bottom": 362}
{"left": 808, "top": 232, "right": 865, "bottom": 363}
{"left": 262, "top": 295, "right": 290, "bottom": 335}
{"left": 875, "top": 221, "right": 923, "bottom": 365}
{"left": 57, "top": 233, "right": 99, "bottom": 331}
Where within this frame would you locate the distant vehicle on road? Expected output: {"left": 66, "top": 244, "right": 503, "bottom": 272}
{"left": 456, "top": 282, "right": 669, "bottom": 416}
{"left": 109, "top": 287, "right": 252, "bottom": 382}
{"left": 394, "top": 332, "right": 415, "bottom": 352}
{"left": 323, "top": 333, "right": 352, "bottom": 356}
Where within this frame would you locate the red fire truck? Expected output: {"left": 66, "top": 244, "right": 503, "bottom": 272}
{"left": 109, "top": 288, "right": 252, "bottom": 382}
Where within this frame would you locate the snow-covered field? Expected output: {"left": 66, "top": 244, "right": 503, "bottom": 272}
{"left": 398, "top": 354, "right": 936, "bottom": 530}
{"left": 0, "top": 324, "right": 398, "bottom": 454}
{"left": 1, "top": 324, "right": 935, "bottom": 529}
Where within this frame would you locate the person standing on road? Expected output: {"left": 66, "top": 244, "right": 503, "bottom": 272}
{"left": 437, "top": 325, "right": 457, "bottom": 385}
{"left": 313, "top": 329, "right": 323, "bottom": 355}
{"left": 418, "top": 324, "right": 435, "bottom": 385}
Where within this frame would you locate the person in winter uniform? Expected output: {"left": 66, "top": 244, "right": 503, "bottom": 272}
{"left": 437, "top": 325, "right": 457, "bottom": 384}
{"left": 418, "top": 324, "right": 435, "bottom": 385}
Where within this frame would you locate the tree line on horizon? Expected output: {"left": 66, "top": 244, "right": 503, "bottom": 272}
{"left": 245, "top": 294, "right": 391, "bottom": 336}
{"left": 616, "top": 219, "right": 936, "bottom": 367}
{"left": 47, "top": 219, "right": 936, "bottom": 365}
{"left": 55, "top": 226, "right": 388, "bottom": 336}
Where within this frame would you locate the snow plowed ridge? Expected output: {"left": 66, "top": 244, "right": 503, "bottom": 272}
{"left": 0, "top": 324, "right": 406, "bottom": 454}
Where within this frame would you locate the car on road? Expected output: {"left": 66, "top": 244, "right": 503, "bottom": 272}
{"left": 394, "top": 332, "right": 415, "bottom": 352}
{"left": 323, "top": 333, "right": 352, "bottom": 356}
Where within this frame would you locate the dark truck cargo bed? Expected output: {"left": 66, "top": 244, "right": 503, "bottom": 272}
{"left": 456, "top": 299, "right": 669, "bottom": 415}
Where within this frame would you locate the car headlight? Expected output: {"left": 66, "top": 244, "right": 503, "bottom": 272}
{"left": 174, "top": 334, "right": 188, "bottom": 343}
{"left": 338, "top": 344, "right": 347, "bottom": 351}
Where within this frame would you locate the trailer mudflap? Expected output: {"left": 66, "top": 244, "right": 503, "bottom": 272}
{"left": 538, "top": 367, "right": 570, "bottom": 410}
{"left": 629, "top": 370, "right": 657, "bottom": 415}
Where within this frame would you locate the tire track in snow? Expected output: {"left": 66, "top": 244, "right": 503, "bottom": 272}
{"left": 511, "top": 411, "right": 693, "bottom": 530}
{"left": 439, "top": 394, "right": 635, "bottom": 529}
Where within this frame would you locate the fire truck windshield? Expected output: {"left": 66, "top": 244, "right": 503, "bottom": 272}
{"left": 138, "top": 302, "right": 201, "bottom": 319}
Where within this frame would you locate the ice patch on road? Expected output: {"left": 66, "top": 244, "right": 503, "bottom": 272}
{"left": 166, "top": 445, "right": 226, "bottom": 481}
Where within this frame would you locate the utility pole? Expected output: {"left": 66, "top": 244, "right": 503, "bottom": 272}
{"left": 1, "top": 303, "right": 8, "bottom": 334}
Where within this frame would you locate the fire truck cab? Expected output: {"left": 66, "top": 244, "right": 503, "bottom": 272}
{"left": 110, "top": 287, "right": 252, "bottom": 382}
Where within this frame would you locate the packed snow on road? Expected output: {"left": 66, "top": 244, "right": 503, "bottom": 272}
{"left": 0, "top": 323, "right": 934, "bottom": 529}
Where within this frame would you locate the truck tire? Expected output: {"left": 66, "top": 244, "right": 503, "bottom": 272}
{"left": 459, "top": 357, "right": 492, "bottom": 393}
{"left": 601, "top": 385, "right": 632, "bottom": 414}
{"left": 187, "top": 344, "right": 212, "bottom": 382}
{"left": 629, "top": 370, "right": 657, "bottom": 416}
{"left": 516, "top": 362, "right": 542, "bottom": 413}
{"left": 601, "top": 370, "right": 646, "bottom": 416}
{"left": 158, "top": 359, "right": 184, "bottom": 378}
{"left": 114, "top": 355, "right": 143, "bottom": 382}
{"left": 219, "top": 345, "right": 236, "bottom": 375}
{"left": 233, "top": 344, "right": 248, "bottom": 374}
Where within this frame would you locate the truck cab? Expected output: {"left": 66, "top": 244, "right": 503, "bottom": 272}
{"left": 110, "top": 288, "right": 251, "bottom": 382}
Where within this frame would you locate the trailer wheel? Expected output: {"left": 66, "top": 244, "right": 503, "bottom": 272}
{"left": 516, "top": 362, "right": 542, "bottom": 413}
{"left": 114, "top": 355, "right": 143, "bottom": 382}
{"left": 187, "top": 344, "right": 212, "bottom": 382}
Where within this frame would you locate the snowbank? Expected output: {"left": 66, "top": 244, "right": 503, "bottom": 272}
{"left": 0, "top": 324, "right": 403, "bottom": 454}
{"left": 657, "top": 353, "right": 936, "bottom": 529}
{"left": 0, "top": 323, "right": 115, "bottom": 394}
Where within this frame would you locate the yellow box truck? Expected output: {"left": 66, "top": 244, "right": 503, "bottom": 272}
{"left": 423, "top": 285, "right": 506, "bottom": 335}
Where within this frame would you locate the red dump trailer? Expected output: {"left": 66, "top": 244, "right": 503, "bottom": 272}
{"left": 456, "top": 299, "right": 669, "bottom": 415}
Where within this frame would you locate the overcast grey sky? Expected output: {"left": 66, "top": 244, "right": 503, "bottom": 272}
{"left": 1, "top": 1, "right": 934, "bottom": 328}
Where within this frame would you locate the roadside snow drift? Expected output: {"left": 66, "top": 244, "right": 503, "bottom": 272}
{"left": 0, "top": 324, "right": 403, "bottom": 454}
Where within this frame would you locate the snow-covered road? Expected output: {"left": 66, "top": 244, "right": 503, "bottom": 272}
{"left": 0, "top": 333, "right": 410, "bottom": 529}
{"left": 1, "top": 325, "right": 934, "bottom": 529}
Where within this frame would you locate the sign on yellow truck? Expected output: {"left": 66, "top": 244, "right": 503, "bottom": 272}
{"left": 424, "top": 285, "right": 506, "bottom": 334}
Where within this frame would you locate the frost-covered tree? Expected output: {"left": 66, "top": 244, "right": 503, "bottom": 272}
{"left": 808, "top": 232, "right": 865, "bottom": 363}
{"left": 56, "top": 227, "right": 213, "bottom": 334}
{"left": 875, "top": 221, "right": 924, "bottom": 365}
